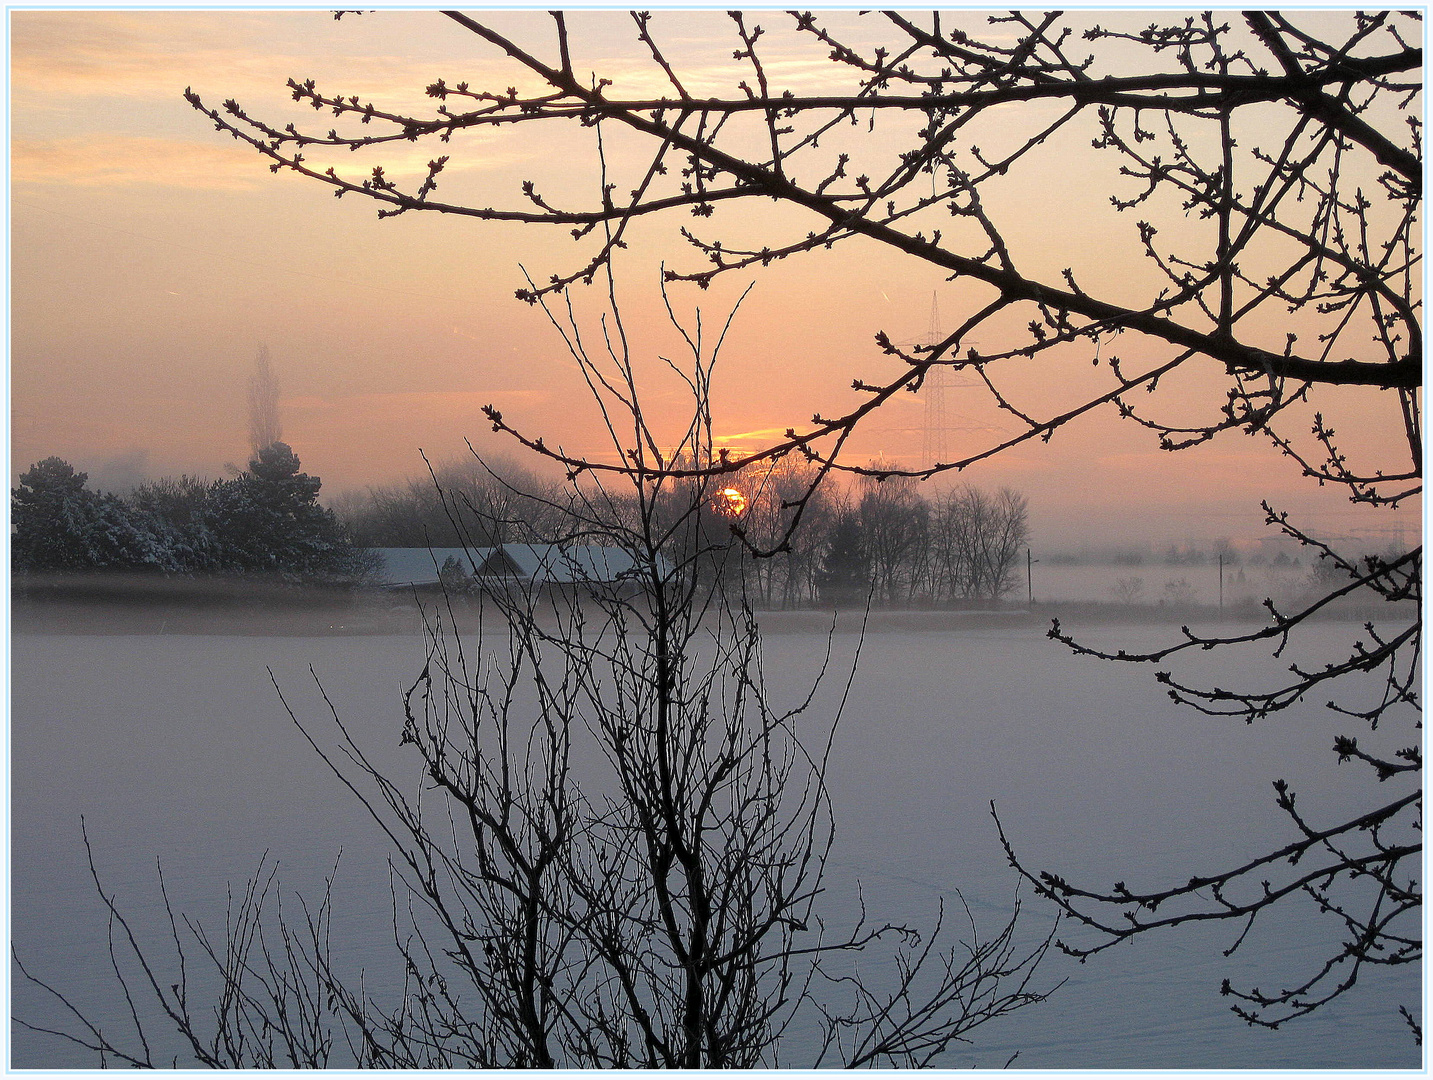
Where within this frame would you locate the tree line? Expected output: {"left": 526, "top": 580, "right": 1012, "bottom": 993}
{"left": 335, "top": 453, "right": 1030, "bottom": 607}
{"left": 14, "top": 445, "right": 1029, "bottom": 607}
{"left": 723, "top": 459, "right": 1029, "bottom": 607}
{"left": 11, "top": 443, "right": 374, "bottom": 582}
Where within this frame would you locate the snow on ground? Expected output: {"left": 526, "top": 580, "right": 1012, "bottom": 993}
{"left": 11, "top": 612, "right": 1420, "bottom": 1068}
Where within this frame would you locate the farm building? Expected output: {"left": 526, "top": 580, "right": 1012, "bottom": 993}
{"left": 372, "top": 544, "right": 665, "bottom": 590}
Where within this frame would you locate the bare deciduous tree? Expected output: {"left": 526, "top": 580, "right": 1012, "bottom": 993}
{"left": 857, "top": 469, "right": 930, "bottom": 605}
{"left": 16, "top": 280, "right": 1055, "bottom": 1068}
{"left": 730, "top": 455, "right": 834, "bottom": 608}
{"left": 336, "top": 454, "right": 563, "bottom": 548}
{"left": 1109, "top": 575, "right": 1145, "bottom": 606}
{"left": 929, "top": 486, "right": 1029, "bottom": 602}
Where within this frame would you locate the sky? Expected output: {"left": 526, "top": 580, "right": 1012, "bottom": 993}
{"left": 10, "top": 9, "right": 1421, "bottom": 551}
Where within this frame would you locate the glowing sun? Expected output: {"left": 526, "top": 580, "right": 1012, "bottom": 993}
{"left": 715, "top": 487, "right": 748, "bottom": 516}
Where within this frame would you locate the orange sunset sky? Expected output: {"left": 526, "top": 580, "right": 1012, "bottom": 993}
{"left": 11, "top": 9, "right": 1421, "bottom": 550}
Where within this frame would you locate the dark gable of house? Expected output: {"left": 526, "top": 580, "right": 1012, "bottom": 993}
{"left": 475, "top": 547, "right": 526, "bottom": 578}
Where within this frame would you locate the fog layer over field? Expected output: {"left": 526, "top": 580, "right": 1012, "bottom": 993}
{"left": 12, "top": 611, "right": 1418, "bottom": 1068}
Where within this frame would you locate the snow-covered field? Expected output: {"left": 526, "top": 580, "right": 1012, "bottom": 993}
{"left": 11, "top": 613, "right": 1420, "bottom": 1069}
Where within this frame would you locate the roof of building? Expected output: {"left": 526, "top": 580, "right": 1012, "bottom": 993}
{"left": 372, "top": 547, "right": 480, "bottom": 587}
{"left": 484, "top": 543, "right": 660, "bottom": 584}
{"left": 373, "top": 544, "right": 668, "bottom": 587}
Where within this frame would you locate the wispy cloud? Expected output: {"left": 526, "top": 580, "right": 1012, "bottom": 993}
{"left": 712, "top": 426, "right": 798, "bottom": 446}
{"left": 13, "top": 12, "right": 291, "bottom": 103}
{"left": 13, "top": 128, "right": 527, "bottom": 191}
{"left": 11, "top": 11, "right": 517, "bottom": 109}
{"left": 12, "top": 135, "right": 268, "bottom": 190}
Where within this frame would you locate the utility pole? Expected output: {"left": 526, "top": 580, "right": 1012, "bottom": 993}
{"left": 1218, "top": 551, "right": 1225, "bottom": 613}
{"left": 1027, "top": 547, "right": 1037, "bottom": 606}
